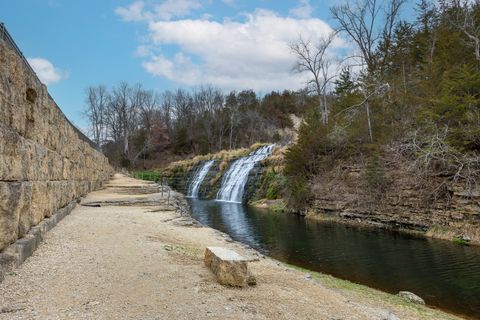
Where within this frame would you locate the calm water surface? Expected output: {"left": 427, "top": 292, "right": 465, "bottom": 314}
{"left": 188, "top": 199, "right": 480, "bottom": 319}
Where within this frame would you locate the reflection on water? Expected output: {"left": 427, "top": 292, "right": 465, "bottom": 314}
{"left": 188, "top": 199, "right": 480, "bottom": 319}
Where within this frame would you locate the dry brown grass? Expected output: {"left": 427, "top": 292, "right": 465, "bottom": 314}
{"left": 261, "top": 145, "right": 288, "bottom": 173}
{"left": 163, "top": 143, "right": 272, "bottom": 174}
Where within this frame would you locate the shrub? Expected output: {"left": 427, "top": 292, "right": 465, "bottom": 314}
{"left": 364, "top": 154, "right": 386, "bottom": 194}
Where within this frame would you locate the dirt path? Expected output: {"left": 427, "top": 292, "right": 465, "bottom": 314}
{"left": 0, "top": 174, "right": 461, "bottom": 320}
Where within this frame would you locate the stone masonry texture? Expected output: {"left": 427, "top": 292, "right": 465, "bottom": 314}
{"left": 0, "top": 39, "right": 112, "bottom": 251}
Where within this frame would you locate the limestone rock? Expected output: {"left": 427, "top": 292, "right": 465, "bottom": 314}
{"left": 204, "top": 246, "right": 256, "bottom": 287}
{"left": 0, "top": 39, "right": 113, "bottom": 252}
{"left": 397, "top": 291, "right": 425, "bottom": 305}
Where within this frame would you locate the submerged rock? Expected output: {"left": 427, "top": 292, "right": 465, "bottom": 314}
{"left": 397, "top": 291, "right": 425, "bottom": 305}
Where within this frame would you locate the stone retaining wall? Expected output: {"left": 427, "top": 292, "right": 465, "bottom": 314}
{"left": 0, "top": 39, "right": 113, "bottom": 251}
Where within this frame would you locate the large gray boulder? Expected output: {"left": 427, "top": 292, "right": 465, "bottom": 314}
{"left": 204, "top": 246, "right": 256, "bottom": 287}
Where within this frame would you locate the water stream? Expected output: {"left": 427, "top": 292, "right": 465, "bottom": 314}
{"left": 186, "top": 160, "right": 215, "bottom": 198}
{"left": 188, "top": 199, "right": 480, "bottom": 319}
{"left": 216, "top": 144, "right": 274, "bottom": 203}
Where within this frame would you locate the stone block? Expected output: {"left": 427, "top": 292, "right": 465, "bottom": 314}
{"left": 15, "top": 235, "right": 38, "bottom": 265}
{"left": 0, "top": 182, "right": 23, "bottom": 250}
{"left": 204, "top": 246, "right": 256, "bottom": 287}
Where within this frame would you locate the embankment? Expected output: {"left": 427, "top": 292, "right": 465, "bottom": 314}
{"left": 0, "top": 36, "right": 112, "bottom": 253}
{"left": 307, "top": 152, "right": 480, "bottom": 245}
{"left": 0, "top": 174, "right": 461, "bottom": 319}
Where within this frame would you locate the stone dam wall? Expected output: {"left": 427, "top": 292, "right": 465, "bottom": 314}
{"left": 0, "top": 38, "right": 113, "bottom": 252}
{"left": 166, "top": 160, "right": 268, "bottom": 204}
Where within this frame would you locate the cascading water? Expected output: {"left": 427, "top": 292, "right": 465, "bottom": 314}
{"left": 217, "top": 144, "right": 275, "bottom": 203}
{"left": 187, "top": 160, "right": 215, "bottom": 198}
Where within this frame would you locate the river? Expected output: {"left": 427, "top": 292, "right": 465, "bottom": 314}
{"left": 188, "top": 199, "right": 480, "bottom": 319}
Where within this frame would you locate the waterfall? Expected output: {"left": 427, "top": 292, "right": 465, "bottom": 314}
{"left": 217, "top": 144, "right": 275, "bottom": 203}
{"left": 187, "top": 160, "right": 215, "bottom": 198}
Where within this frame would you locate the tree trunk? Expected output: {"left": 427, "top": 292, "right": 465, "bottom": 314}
{"left": 124, "top": 128, "right": 129, "bottom": 156}
{"left": 365, "top": 99, "right": 373, "bottom": 142}
{"left": 322, "top": 91, "right": 329, "bottom": 124}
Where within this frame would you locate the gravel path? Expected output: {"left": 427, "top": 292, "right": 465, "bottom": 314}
{"left": 0, "top": 174, "right": 461, "bottom": 320}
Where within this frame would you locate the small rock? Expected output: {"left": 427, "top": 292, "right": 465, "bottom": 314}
{"left": 397, "top": 291, "right": 425, "bottom": 305}
{"left": 304, "top": 273, "right": 312, "bottom": 280}
{"left": 0, "top": 305, "right": 26, "bottom": 313}
{"left": 378, "top": 310, "right": 400, "bottom": 320}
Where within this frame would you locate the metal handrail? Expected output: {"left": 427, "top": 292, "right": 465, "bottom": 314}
{"left": 0, "top": 22, "right": 99, "bottom": 150}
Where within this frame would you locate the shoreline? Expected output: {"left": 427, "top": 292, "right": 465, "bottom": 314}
{"left": 188, "top": 215, "right": 471, "bottom": 319}
{"left": 249, "top": 198, "right": 479, "bottom": 247}
{"left": 185, "top": 198, "right": 473, "bottom": 319}
{"left": 0, "top": 174, "right": 463, "bottom": 319}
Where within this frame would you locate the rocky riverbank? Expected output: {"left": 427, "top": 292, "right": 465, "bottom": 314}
{"left": 158, "top": 141, "right": 480, "bottom": 246}
{"left": 0, "top": 174, "right": 461, "bottom": 319}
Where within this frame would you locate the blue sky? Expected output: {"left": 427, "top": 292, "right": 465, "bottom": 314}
{"left": 1, "top": 0, "right": 414, "bottom": 130}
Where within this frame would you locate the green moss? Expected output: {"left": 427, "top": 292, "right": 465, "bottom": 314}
{"left": 249, "top": 199, "right": 286, "bottom": 213}
{"left": 254, "top": 171, "right": 287, "bottom": 201}
{"left": 452, "top": 236, "right": 470, "bottom": 246}
{"left": 270, "top": 202, "right": 286, "bottom": 212}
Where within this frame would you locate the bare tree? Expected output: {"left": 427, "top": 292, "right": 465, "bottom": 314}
{"left": 132, "top": 89, "right": 159, "bottom": 165}
{"left": 85, "top": 85, "right": 108, "bottom": 146}
{"left": 138, "top": 89, "right": 158, "bottom": 132}
{"left": 331, "top": 0, "right": 406, "bottom": 141}
{"left": 452, "top": 0, "right": 480, "bottom": 61}
{"left": 107, "top": 82, "right": 139, "bottom": 158}
{"left": 331, "top": 0, "right": 406, "bottom": 73}
{"left": 290, "top": 32, "right": 337, "bottom": 125}
{"left": 193, "top": 86, "right": 224, "bottom": 151}
{"left": 398, "top": 126, "right": 480, "bottom": 200}
{"left": 159, "top": 91, "right": 174, "bottom": 137}
{"left": 225, "top": 91, "right": 240, "bottom": 149}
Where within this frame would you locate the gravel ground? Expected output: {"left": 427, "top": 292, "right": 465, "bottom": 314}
{"left": 0, "top": 174, "right": 461, "bottom": 320}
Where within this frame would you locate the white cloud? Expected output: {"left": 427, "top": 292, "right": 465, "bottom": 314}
{"left": 154, "top": 0, "right": 202, "bottom": 20}
{"left": 116, "top": 0, "right": 202, "bottom": 22}
{"left": 118, "top": 3, "right": 346, "bottom": 91}
{"left": 135, "top": 45, "right": 152, "bottom": 57}
{"left": 143, "top": 52, "right": 202, "bottom": 85}
{"left": 115, "top": 1, "right": 148, "bottom": 22}
{"left": 27, "top": 57, "right": 67, "bottom": 85}
{"left": 289, "top": 0, "right": 314, "bottom": 19}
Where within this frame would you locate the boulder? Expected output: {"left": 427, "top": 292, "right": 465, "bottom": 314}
{"left": 397, "top": 291, "right": 425, "bottom": 305}
{"left": 204, "top": 246, "right": 256, "bottom": 287}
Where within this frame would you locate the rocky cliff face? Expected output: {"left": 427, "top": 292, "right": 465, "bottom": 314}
{"left": 308, "top": 160, "right": 480, "bottom": 244}
{"left": 0, "top": 39, "right": 112, "bottom": 251}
